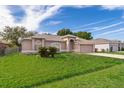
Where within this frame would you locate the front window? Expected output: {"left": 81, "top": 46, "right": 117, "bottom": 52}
{"left": 35, "top": 40, "right": 42, "bottom": 50}
{"left": 51, "top": 42, "right": 60, "bottom": 51}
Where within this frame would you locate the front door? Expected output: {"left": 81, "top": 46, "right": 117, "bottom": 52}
{"left": 70, "top": 39, "right": 74, "bottom": 51}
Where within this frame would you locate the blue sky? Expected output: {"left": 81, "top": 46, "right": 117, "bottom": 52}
{"left": 1, "top": 5, "right": 124, "bottom": 40}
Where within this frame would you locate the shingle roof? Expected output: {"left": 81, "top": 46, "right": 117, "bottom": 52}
{"left": 22, "top": 34, "right": 94, "bottom": 44}
{"left": 32, "top": 34, "right": 64, "bottom": 41}
{"left": 76, "top": 38, "right": 94, "bottom": 44}
{"left": 62, "top": 34, "right": 77, "bottom": 38}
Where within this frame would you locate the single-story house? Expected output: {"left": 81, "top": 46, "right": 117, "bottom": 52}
{"left": 0, "top": 40, "right": 10, "bottom": 49}
{"left": 92, "top": 38, "right": 124, "bottom": 52}
{"left": 20, "top": 34, "right": 95, "bottom": 53}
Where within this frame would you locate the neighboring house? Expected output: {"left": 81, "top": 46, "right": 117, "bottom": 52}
{"left": 0, "top": 40, "right": 10, "bottom": 49}
{"left": 92, "top": 38, "right": 124, "bottom": 52}
{"left": 20, "top": 34, "right": 95, "bottom": 53}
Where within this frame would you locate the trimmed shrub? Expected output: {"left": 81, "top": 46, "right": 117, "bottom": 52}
{"left": 48, "top": 47, "right": 57, "bottom": 57}
{"left": 38, "top": 46, "right": 57, "bottom": 58}
{"left": 38, "top": 47, "right": 49, "bottom": 57}
{"left": 121, "top": 48, "right": 124, "bottom": 51}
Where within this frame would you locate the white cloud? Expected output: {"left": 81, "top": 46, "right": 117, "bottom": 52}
{"left": 18, "top": 5, "right": 62, "bottom": 31}
{"left": 101, "top": 5, "right": 124, "bottom": 10}
{"left": 47, "top": 20, "right": 62, "bottom": 25}
{"left": 96, "top": 28, "right": 124, "bottom": 36}
{"left": 0, "top": 6, "right": 15, "bottom": 31}
{"left": 1, "top": 5, "right": 124, "bottom": 33}
{"left": 90, "top": 21, "right": 124, "bottom": 32}
{"left": 53, "top": 32, "right": 57, "bottom": 35}
{"left": 0, "top": 5, "right": 91, "bottom": 32}
{"left": 72, "top": 18, "right": 113, "bottom": 30}
{"left": 69, "top": 5, "right": 92, "bottom": 8}
{"left": 0, "top": 5, "right": 62, "bottom": 31}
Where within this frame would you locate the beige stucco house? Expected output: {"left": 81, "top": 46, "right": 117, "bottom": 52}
{"left": 20, "top": 34, "right": 95, "bottom": 53}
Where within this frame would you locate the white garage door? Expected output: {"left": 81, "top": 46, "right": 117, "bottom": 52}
{"left": 80, "top": 44, "right": 93, "bottom": 53}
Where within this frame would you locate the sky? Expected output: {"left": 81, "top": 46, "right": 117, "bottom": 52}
{"left": 1, "top": 5, "right": 124, "bottom": 40}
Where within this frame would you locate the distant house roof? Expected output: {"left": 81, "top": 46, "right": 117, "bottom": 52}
{"left": 92, "top": 38, "right": 121, "bottom": 44}
{"left": 0, "top": 39, "right": 10, "bottom": 44}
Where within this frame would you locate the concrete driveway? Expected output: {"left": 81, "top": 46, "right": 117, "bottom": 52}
{"left": 86, "top": 53, "right": 124, "bottom": 59}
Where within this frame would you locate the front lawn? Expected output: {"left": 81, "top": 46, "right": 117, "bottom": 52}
{"left": 0, "top": 53, "right": 123, "bottom": 88}
{"left": 39, "top": 64, "right": 124, "bottom": 88}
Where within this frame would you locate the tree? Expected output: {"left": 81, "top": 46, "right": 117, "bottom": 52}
{"left": 74, "top": 31, "right": 93, "bottom": 40}
{"left": 25, "top": 31, "right": 38, "bottom": 37}
{"left": 0, "top": 26, "right": 37, "bottom": 46}
{"left": 57, "top": 28, "right": 73, "bottom": 36}
{"left": 57, "top": 28, "right": 93, "bottom": 39}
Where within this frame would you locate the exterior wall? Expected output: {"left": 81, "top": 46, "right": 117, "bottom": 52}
{"left": 45, "top": 41, "right": 56, "bottom": 47}
{"left": 45, "top": 41, "right": 66, "bottom": 51}
{"left": 92, "top": 44, "right": 95, "bottom": 52}
{"left": 62, "top": 38, "right": 69, "bottom": 51}
{"left": 80, "top": 44, "right": 93, "bottom": 53}
{"left": 22, "top": 39, "right": 67, "bottom": 52}
{"left": 60, "top": 42, "right": 66, "bottom": 51}
{"left": 95, "top": 43, "right": 119, "bottom": 52}
{"left": 95, "top": 44, "right": 109, "bottom": 52}
{"left": 0, "top": 43, "right": 8, "bottom": 48}
{"left": 109, "top": 43, "right": 118, "bottom": 52}
{"left": 73, "top": 44, "right": 80, "bottom": 52}
{"left": 21, "top": 40, "right": 32, "bottom": 51}
{"left": 120, "top": 43, "right": 124, "bottom": 50}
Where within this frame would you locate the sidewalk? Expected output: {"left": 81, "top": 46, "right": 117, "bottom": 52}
{"left": 86, "top": 53, "right": 124, "bottom": 59}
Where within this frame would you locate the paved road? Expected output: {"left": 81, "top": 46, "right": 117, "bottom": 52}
{"left": 86, "top": 53, "right": 124, "bottom": 59}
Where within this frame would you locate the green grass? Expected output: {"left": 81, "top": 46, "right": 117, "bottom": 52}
{"left": 0, "top": 53, "right": 123, "bottom": 88}
{"left": 39, "top": 64, "right": 124, "bottom": 88}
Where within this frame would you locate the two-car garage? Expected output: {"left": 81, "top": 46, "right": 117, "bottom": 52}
{"left": 80, "top": 44, "right": 94, "bottom": 53}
